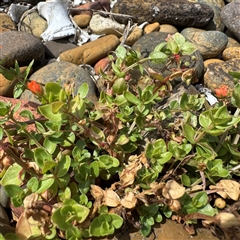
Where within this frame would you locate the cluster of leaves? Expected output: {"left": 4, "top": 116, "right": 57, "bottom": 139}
{"left": 0, "top": 33, "right": 240, "bottom": 240}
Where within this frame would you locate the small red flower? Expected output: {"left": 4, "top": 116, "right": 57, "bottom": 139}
{"left": 174, "top": 54, "right": 181, "bottom": 62}
{"left": 27, "top": 80, "right": 43, "bottom": 96}
{"left": 215, "top": 85, "right": 228, "bottom": 98}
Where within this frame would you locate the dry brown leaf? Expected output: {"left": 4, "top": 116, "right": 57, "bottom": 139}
{"left": 90, "top": 185, "right": 105, "bottom": 201}
{"left": 23, "top": 193, "right": 38, "bottom": 209}
{"left": 121, "top": 191, "right": 137, "bottom": 209}
{"left": 209, "top": 180, "right": 240, "bottom": 201}
{"left": 15, "top": 213, "right": 41, "bottom": 240}
{"left": 90, "top": 185, "right": 105, "bottom": 218}
{"left": 119, "top": 161, "right": 142, "bottom": 188}
{"left": 104, "top": 189, "right": 120, "bottom": 207}
{"left": 162, "top": 180, "right": 185, "bottom": 199}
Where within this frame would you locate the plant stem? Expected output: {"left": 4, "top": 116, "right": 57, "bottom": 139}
{"left": 0, "top": 142, "right": 38, "bottom": 176}
{"left": 8, "top": 115, "right": 43, "bottom": 148}
{"left": 123, "top": 57, "right": 150, "bottom": 73}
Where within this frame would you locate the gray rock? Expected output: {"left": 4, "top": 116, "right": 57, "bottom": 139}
{"left": 204, "top": 59, "right": 240, "bottom": 95}
{"left": 0, "top": 197, "right": 14, "bottom": 235}
{"left": 0, "top": 31, "right": 45, "bottom": 68}
{"left": 20, "top": 61, "right": 97, "bottom": 103}
{"left": 0, "top": 204, "right": 9, "bottom": 225}
{"left": 0, "top": 222, "right": 15, "bottom": 235}
{"left": 0, "top": 185, "right": 9, "bottom": 208}
{"left": 221, "top": 2, "right": 240, "bottom": 41}
{"left": 132, "top": 32, "right": 204, "bottom": 83}
{"left": 44, "top": 39, "right": 77, "bottom": 59}
{"left": 188, "top": 0, "right": 225, "bottom": 31}
{"left": 112, "top": 0, "right": 214, "bottom": 27}
{"left": 181, "top": 28, "right": 228, "bottom": 59}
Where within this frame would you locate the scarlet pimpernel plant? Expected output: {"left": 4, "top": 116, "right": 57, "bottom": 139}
{"left": 1, "top": 33, "right": 240, "bottom": 240}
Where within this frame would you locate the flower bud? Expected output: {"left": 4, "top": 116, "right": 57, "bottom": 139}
{"left": 27, "top": 80, "right": 43, "bottom": 96}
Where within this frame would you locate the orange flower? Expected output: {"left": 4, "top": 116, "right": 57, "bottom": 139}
{"left": 215, "top": 85, "right": 228, "bottom": 98}
{"left": 27, "top": 80, "right": 43, "bottom": 96}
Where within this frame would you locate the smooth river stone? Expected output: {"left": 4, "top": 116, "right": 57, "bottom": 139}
{"left": 181, "top": 28, "right": 228, "bottom": 59}
{"left": 59, "top": 34, "right": 120, "bottom": 65}
{"left": 111, "top": 0, "right": 214, "bottom": 26}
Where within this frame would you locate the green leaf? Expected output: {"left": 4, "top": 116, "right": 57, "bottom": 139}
{"left": 111, "top": 62, "right": 125, "bottom": 78}
{"left": 34, "top": 148, "right": 54, "bottom": 169}
{"left": 14, "top": 60, "right": 20, "bottom": 76}
{"left": 4, "top": 184, "right": 23, "bottom": 197}
{"left": 153, "top": 42, "right": 167, "bottom": 52}
{"left": 181, "top": 174, "right": 191, "bottom": 187}
{"left": 0, "top": 101, "right": 10, "bottom": 116}
{"left": 98, "top": 155, "right": 120, "bottom": 169}
{"left": 138, "top": 203, "right": 159, "bottom": 216}
{"left": 180, "top": 42, "right": 197, "bottom": 55}
{"left": 115, "top": 134, "right": 129, "bottom": 145}
{"left": 27, "top": 177, "right": 39, "bottom": 192}
{"left": 149, "top": 51, "right": 168, "bottom": 63}
{"left": 100, "top": 222, "right": 114, "bottom": 236}
{"left": 0, "top": 66, "right": 17, "bottom": 80}
{"left": 51, "top": 101, "right": 65, "bottom": 114}
{"left": 140, "top": 218, "right": 152, "bottom": 237}
{"left": 45, "top": 82, "right": 62, "bottom": 95}
{"left": 89, "top": 214, "right": 123, "bottom": 237}
{"left": 19, "top": 110, "right": 34, "bottom": 120}
{"left": 145, "top": 216, "right": 155, "bottom": 226}
{"left": 43, "top": 137, "right": 57, "bottom": 154}
{"left": 198, "top": 203, "right": 217, "bottom": 216}
{"left": 11, "top": 195, "right": 23, "bottom": 207}
{"left": 167, "top": 38, "right": 179, "bottom": 54}
{"left": 22, "top": 59, "right": 34, "bottom": 82}
{"left": 78, "top": 83, "right": 89, "bottom": 99}
{"left": 115, "top": 45, "right": 127, "bottom": 59}
{"left": 199, "top": 111, "right": 212, "bottom": 129}
{"left": 112, "top": 78, "right": 127, "bottom": 95}
{"left": 124, "top": 91, "right": 141, "bottom": 105}
{"left": 157, "top": 152, "right": 172, "bottom": 164}
{"left": 61, "top": 131, "right": 75, "bottom": 147}
{"left": 42, "top": 161, "right": 57, "bottom": 174}
{"left": 57, "top": 155, "right": 71, "bottom": 177}
{"left": 182, "top": 123, "right": 196, "bottom": 144}
{"left": 173, "top": 33, "right": 186, "bottom": 47}
{"left": 229, "top": 71, "right": 240, "bottom": 79}
{"left": 207, "top": 159, "right": 229, "bottom": 178}
{"left": 231, "top": 83, "right": 240, "bottom": 108}
{"left": 180, "top": 92, "right": 188, "bottom": 110}
{"left": 78, "top": 179, "right": 92, "bottom": 194}
{"left": 36, "top": 175, "right": 55, "bottom": 193}
{"left": 1, "top": 163, "right": 23, "bottom": 186}
{"left": 90, "top": 161, "right": 99, "bottom": 178}
{"left": 192, "top": 191, "right": 208, "bottom": 208}
{"left": 154, "top": 212, "right": 163, "bottom": 223}
{"left": 52, "top": 208, "right": 71, "bottom": 231}
{"left": 13, "top": 83, "right": 25, "bottom": 98}
{"left": 3, "top": 233, "right": 21, "bottom": 240}
{"left": 38, "top": 104, "right": 63, "bottom": 122}
{"left": 111, "top": 214, "right": 124, "bottom": 229}
{"left": 66, "top": 226, "right": 82, "bottom": 239}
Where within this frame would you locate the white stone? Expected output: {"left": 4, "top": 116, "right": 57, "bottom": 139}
{"left": 37, "top": 1, "right": 75, "bottom": 42}
{"left": 8, "top": 3, "right": 31, "bottom": 23}
{"left": 89, "top": 14, "right": 125, "bottom": 36}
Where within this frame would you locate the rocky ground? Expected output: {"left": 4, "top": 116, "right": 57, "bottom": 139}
{"left": 0, "top": 0, "right": 240, "bottom": 239}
